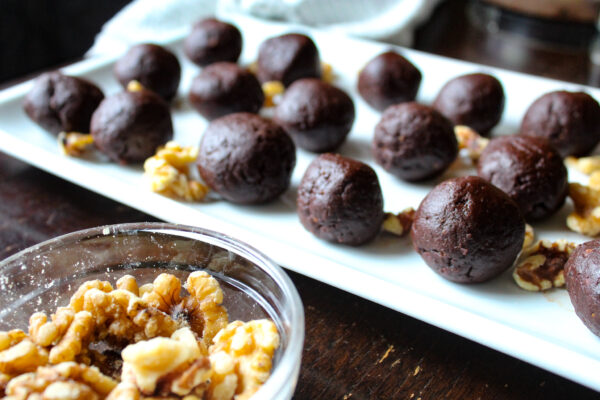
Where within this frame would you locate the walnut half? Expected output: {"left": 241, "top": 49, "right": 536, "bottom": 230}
{"left": 513, "top": 239, "right": 576, "bottom": 291}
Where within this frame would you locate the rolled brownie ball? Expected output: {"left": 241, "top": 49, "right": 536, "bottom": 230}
{"left": 357, "top": 51, "right": 421, "bottom": 112}
{"left": 23, "top": 71, "right": 104, "bottom": 135}
{"left": 197, "top": 113, "right": 296, "bottom": 204}
{"left": 433, "top": 73, "right": 505, "bottom": 136}
{"left": 114, "top": 43, "right": 181, "bottom": 101}
{"left": 411, "top": 176, "right": 525, "bottom": 283}
{"left": 520, "top": 91, "right": 600, "bottom": 157}
{"left": 274, "top": 78, "right": 355, "bottom": 153}
{"left": 297, "top": 153, "right": 384, "bottom": 246}
{"left": 565, "top": 240, "right": 600, "bottom": 338}
{"left": 184, "top": 18, "right": 242, "bottom": 66}
{"left": 372, "top": 102, "right": 458, "bottom": 182}
{"left": 477, "top": 135, "right": 567, "bottom": 221}
{"left": 188, "top": 62, "right": 264, "bottom": 121}
{"left": 90, "top": 90, "right": 173, "bottom": 164}
{"left": 256, "top": 33, "right": 321, "bottom": 86}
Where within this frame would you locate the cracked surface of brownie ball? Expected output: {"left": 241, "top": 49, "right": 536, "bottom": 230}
{"left": 357, "top": 51, "right": 421, "bottom": 112}
{"left": 90, "top": 89, "right": 173, "bottom": 164}
{"left": 411, "top": 176, "right": 525, "bottom": 283}
{"left": 114, "top": 43, "right": 181, "bottom": 101}
{"left": 565, "top": 239, "right": 600, "bottom": 338}
{"left": 257, "top": 33, "right": 321, "bottom": 86}
{"left": 520, "top": 91, "right": 600, "bottom": 157}
{"left": 477, "top": 135, "right": 567, "bottom": 221}
{"left": 184, "top": 18, "right": 242, "bottom": 66}
{"left": 189, "top": 62, "right": 264, "bottom": 121}
{"left": 197, "top": 113, "right": 296, "bottom": 204}
{"left": 23, "top": 71, "right": 104, "bottom": 135}
{"left": 372, "top": 102, "right": 458, "bottom": 182}
{"left": 433, "top": 73, "right": 505, "bottom": 136}
{"left": 274, "top": 78, "right": 355, "bottom": 153}
{"left": 297, "top": 153, "right": 384, "bottom": 246}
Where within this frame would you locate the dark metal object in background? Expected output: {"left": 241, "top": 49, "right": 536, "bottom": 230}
{"left": 0, "top": 0, "right": 131, "bottom": 83}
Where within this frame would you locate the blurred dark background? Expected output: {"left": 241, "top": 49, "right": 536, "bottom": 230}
{"left": 0, "top": 0, "right": 131, "bottom": 83}
{"left": 0, "top": 0, "right": 598, "bottom": 87}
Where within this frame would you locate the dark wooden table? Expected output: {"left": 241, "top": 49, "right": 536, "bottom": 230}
{"left": 1, "top": 1, "right": 599, "bottom": 399}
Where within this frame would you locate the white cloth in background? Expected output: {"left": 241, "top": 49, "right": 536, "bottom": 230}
{"left": 88, "top": 0, "right": 441, "bottom": 56}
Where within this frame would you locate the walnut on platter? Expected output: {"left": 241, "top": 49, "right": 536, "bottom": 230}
{"left": 381, "top": 208, "right": 415, "bottom": 237}
{"left": 567, "top": 182, "right": 600, "bottom": 237}
{"left": 513, "top": 239, "right": 576, "bottom": 291}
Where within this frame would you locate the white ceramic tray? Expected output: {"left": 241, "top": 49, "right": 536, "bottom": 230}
{"left": 1, "top": 13, "right": 599, "bottom": 391}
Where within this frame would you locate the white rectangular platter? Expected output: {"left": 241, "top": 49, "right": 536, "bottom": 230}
{"left": 1, "top": 13, "right": 599, "bottom": 391}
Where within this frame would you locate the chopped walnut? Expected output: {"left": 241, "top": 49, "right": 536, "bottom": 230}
{"left": 513, "top": 239, "right": 576, "bottom": 291}
{"left": 143, "top": 142, "right": 209, "bottom": 202}
{"left": 58, "top": 132, "right": 95, "bottom": 157}
{"left": 208, "top": 319, "right": 280, "bottom": 400}
{"left": 119, "top": 327, "right": 210, "bottom": 396}
{"left": 454, "top": 125, "right": 489, "bottom": 162}
{"left": 321, "top": 62, "right": 335, "bottom": 83}
{"left": 49, "top": 311, "right": 95, "bottom": 364}
{"left": 382, "top": 208, "right": 415, "bottom": 236}
{"left": 4, "top": 362, "right": 117, "bottom": 400}
{"left": 185, "top": 272, "right": 229, "bottom": 349}
{"left": 523, "top": 224, "right": 535, "bottom": 250}
{"left": 2, "top": 273, "right": 279, "bottom": 400}
{"left": 0, "top": 338, "right": 48, "bottom": 375}
{"left": 565, "top": 155, "right": 600, "bottom": 175}
{"left": 567, "top": 182, "right": 600, "bottom": 237}
{"left": 127, "top": 80, "right": 145, "bottom": 92}
{"left": 116, "top": 275, "right": 139, "bottom": 296}
{"left": 0, "top": 331, "right": 27, "bottom": 352}
{"left": 262, "top": 81, "right": 285, "bottom": 108}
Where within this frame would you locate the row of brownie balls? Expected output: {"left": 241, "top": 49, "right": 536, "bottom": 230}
{"left": 20, "top": 18, "right": 598, "bottom": 259}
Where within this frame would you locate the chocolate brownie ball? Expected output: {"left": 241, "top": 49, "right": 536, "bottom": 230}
{"left": 114, "top": 44, "right": 181, "bottom": 101}
{"left": 188, "top": 62, "right": 264, "bottom": 121}
{"left": 184, "top": 18, "right": 242, "bottom": 67}
{"left": 357, "top": 51, "right": 421, "bottom": 112}
{"left": 197, "top": 113, "right": 295, "bottom": 204}
{"left": 520, "top": 91, "right": 600, "bottom": 157}
{"left": 477, "top": 135, "right": 567, "bottom": 221}
{"left": 274, "top": 78, "right": 355, "bottom": 153}
{"left": 297, "top": 153, "right": 384, "bottom": 246}
{"left": 433, "top": 73, "right": 505, "bottom": 136}
{"left": 90, "top": 89, "right": 173, "bottom": 164}
{"left": 565, "top": 240, "right": 600, "bottom": 337}
{"left": 256, "top": 33, "right": 321, "bottom": 86}
{"left": 23, "top": 71, "right": 104, "bottom": 135}
{"left": 411, "top": 176, "right": 525, "bottom": 283}
{"left": 372, "top": 102, "right": 458, "bottom": 182}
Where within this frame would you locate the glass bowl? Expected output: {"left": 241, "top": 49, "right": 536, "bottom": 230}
{"left": 0, "top": 222, "right": 304, "bottom": 400}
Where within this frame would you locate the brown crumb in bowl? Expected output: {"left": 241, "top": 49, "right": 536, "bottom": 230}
{"left": 513, "top": 239, "right": 576, "bottom": 291}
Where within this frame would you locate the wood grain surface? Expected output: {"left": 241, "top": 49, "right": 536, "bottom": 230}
{"left": 1, "top": 1, "right": 599, "bottom": 399}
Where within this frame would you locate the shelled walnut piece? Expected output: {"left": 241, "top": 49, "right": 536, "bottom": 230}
{"left": 381, "top": 208, "right": 415, "bottom": 237}
{"left": 454, "top": 125, "right": 488, "bottom": 162}
{"left": 4, "top": 362, "right": 117, "bottom": 400}
{"left": 567, "top": 182, "right": 600, "bottom": 237}
{"left": 513, "top": 239, "right": 576, "bottom": 291}
{"left": 143, "top": 141, "right": 210, "bottom": 202}
{"left": 0, "top": 272, "right": 279, "bottom": 400}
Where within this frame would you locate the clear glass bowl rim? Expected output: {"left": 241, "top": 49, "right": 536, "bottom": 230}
{"left": 0, "top": 222, "right": 305, "bottom": 400}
